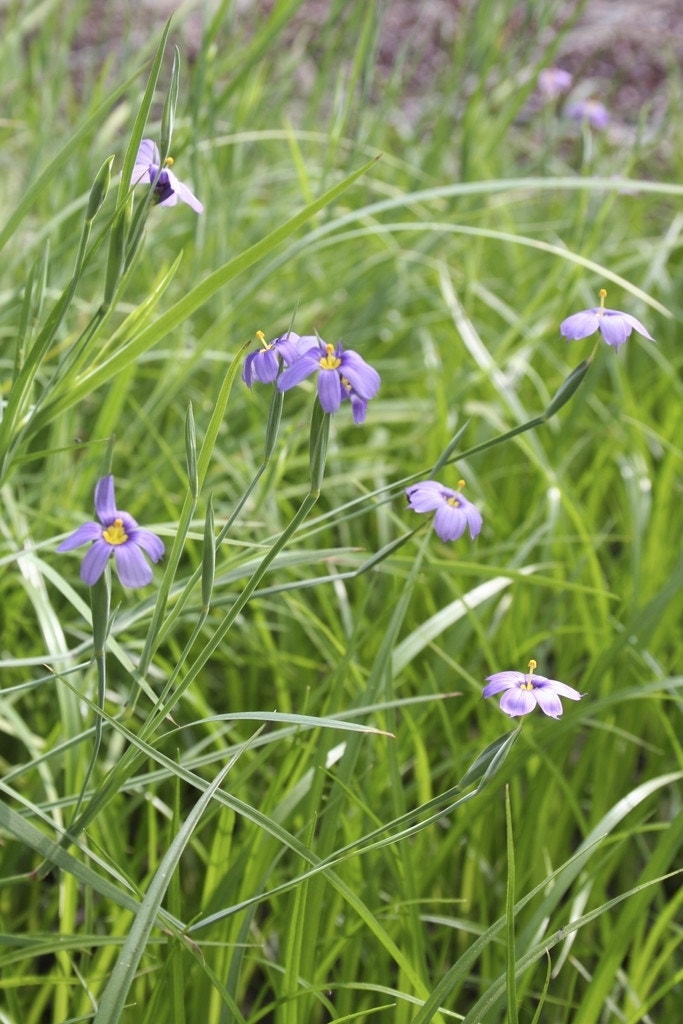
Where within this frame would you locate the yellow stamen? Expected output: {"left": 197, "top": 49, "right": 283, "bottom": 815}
{"left": 319, "top": 343, "right": 342, "bottom": 370}
{"left": 524, "top": 658, "right": 538, "bottom": 690}
{"left": 256, "top": 330, "right": 266, "bottom": 346}
{"left": 164, "top": 156, "right": 174, "bottom": 167}
{"left": 102, "top": 518, "right": 128, "bottom": 546}
{"left": 457, "top": 479, "right": 466, "bottom": 490}
{"left": 598, "top": 288, "right": 607, "bottom": 314}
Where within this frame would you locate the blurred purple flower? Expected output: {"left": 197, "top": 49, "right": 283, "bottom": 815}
{"left": 561, "top": 289, "right": 654, "bottom": 350}
{"left": 566, "top": 99, "right": 609, "bottom": 130}
{"left": 57, "top": 475, "right": 165, "bottom": 587}
{"left": 483, "top": 659, "right": 583, "bottom": 719}
{"left": 243, "top": 330, "right": 303, "bottom": 386}
{"left": 405, "top": 479, "right": 482, "bottom": 542}
{"left": 538, "top": 67, "right": 573, "bottom": 100}
{"left": 277, "top": 338, "right": 380, "bottom": 418}
{"left": 131, "top": 139, "right": 203, "bottom": 213}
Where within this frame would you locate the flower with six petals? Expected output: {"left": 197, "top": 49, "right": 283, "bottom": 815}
{"left": 57, "top": 475, "right": 165, "bottom": 588}
{"left": 277, "top": 338, "right": 380, "bottom": 419}
{"left": 131, "top": 139, "right": 203, "bottom": 213}
{"left": 560, "top": 289, "right": 654, "bottom": 350}
{"left": 405, "top": 479, "right": 482, "bottom": 542}
{"left": 483, "top": 659, "right": 583, "bottom": 718}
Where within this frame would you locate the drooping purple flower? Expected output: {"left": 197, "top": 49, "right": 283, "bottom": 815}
{"left": 405, "top": 479, "right": 482, "bottom": 542}
{"left": 560, "top": 289, "right": 654, "bottom": 350}
{"left": 565, "top": 99, "right": 609, "bottom": 130}
{"left": 277, "top": 338, "right": 381, "bottom": 419}
{"left": 483, "top": 659, "right": 583, "bottom": 719}
{"left": 243, "top": 330, "right": 304, "bottom": 386}
{"left": 131, "top": 139, "right": 203, "bottom": 213}
{"left": 57, "top": 475, "right": 165, "bottom": 588}
{"left": 537, "top": 67, "right": 573, "bottom": 100}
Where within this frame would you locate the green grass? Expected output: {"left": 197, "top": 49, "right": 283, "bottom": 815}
{"left": 1, "top": 1, "right": 683, "bottom": 1022}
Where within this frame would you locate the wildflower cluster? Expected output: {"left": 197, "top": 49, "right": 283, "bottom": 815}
{"left": 56, "top": 130, "right": 655, "bottom": 726}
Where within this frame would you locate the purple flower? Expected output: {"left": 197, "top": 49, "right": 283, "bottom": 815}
{"left": 405, "top": 479, "right": 482, "bottom": 542}
{"left": 243, "top": 330, "right": 304, "bottom": 386}
{"left": 131, "top": 139, "right": 203, "bottom": 213}
{"left": 538, "top": 67, "right": 573, "bottom": 100}
{"left": 57, "top": 475, "right": 165, "bottom": 588}
{"left": 277, "top": 338, "right": 381, "bottom": 419}
{"left": 560, "top": 289, "right": 654, "bottom": 350}
{"left": 565, "top": 99, "right": 609, "bottom": 130}
{"left": 483, "top": 659, "right": 583, "bottom": 719}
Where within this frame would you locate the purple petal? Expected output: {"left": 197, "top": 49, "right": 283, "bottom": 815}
{"left": 531, "top": 687, "right": 564, "bottom": 718}
{"left": 462, "top": 499, "right": 483, "bottom": 539}
{"left": 113, "top": 544, "right": 153, "bottom": 587}
{"left": 167, "top": 174, "right": 204, "bottom": 213}
{"left": 349, "top": 391, "right": 368, "bottom": 423}
{"left": 277, "top": 353, "right": 319, "bottom": 392}
{"left": 618, "top": 312, "right": 654, "bottom": 341}
{"left": 499, "top": 688, "right": 537, "bottom": 717}
{"left": 338, "top": 351, "right": 381, "bottom": 399}
{"left": 406, "top": 482, "right": 452, "bottom": 513}
{"left": 598, "top": 315, "right": 631, "bottom": 349}
{"left": 295, "top": 334, "right": 321, "bottom": 355}
{"left": 560, "top": 310, "right": 600, "bottom": 341}
{"left": 80, "top": 540, "right": 113, "bottom": 585}
{"left": 243, "top": 348, "right": 279, "bottom": 385}
{"left": 433, "top": 504, "right": 467, "bottom": 541}
{"left": 94, "top": 476, "right": 117, "bottom": 524}
{"left": 57, "top": 521, "right": 102, "bottom": 551}
{"left": 535, "top": 677, "right": 583, "bottom": 701}
{"left": 483, "top": 672, "right": 526, "bottom": 696}
{"left": 275, "top": 337, "right": 302, "bottom": 366}
{"left": 317, "top": 369, "right": 343, "bottom": 413}
{"left": 129, "top": 528, "right": 165, "bottom": 562}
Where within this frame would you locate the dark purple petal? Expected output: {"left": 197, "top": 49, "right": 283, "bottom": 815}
{"left": 277, "top": 352, "right": 320, "bottom": 392}
{"left": 57, "top": 521, "right": 102, "bottom": 551}
{"left": 80, "top": 540, "right": 113, "bottom": 585}
{"left": 129, "top": 528, "right": 165, "bottom": 562}
{"left": 317, "top": 369, "right": 343, "bottom": 413}
{"left": 499, "top": 688, "right": 537, "bottom": 717}
{"left": 113, "top": 544, "right": 154, "bottom": 587}
{"left": 94, "top": 476, "right": 117, "bottom": 524}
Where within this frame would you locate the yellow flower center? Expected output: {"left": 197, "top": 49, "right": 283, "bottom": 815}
{"left": 319, "top": 343, "right": 341, "bottom": 370}
{"left": 102, "top": 518, "right": 128, "bottom": 546}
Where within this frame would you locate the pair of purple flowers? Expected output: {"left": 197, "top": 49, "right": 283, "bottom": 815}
{"left": 243, "top": 330, "right": 381, "bottom": 423}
